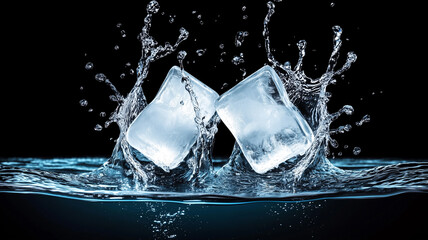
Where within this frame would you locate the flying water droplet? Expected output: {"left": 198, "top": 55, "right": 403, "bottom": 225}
{"left": 95, "top": 73, "right": 107, "bottom": 82}
{"left": 177, "top": 50, "right": 187, "bottom": 61}
{"left": 353, "top": 147, "right": 361, "bottom": 155}
{"left": 94, "top": 124, "right": 103, "bottom": 131}
{"left": 79, "top": 99, "right": 88, "bottom": 107}
{"left": 231, "top": 53, "right": 245, "bottom": 65}
{"left": 235, "top": 31, "right": 249, "bottom": 47}
{"left": 146, "top": 0, "right": 160, "bottom": 14}
{"left": 100, "top": 112, "right": 106, "bottom": 117}
{"left": 120, "top": 30, "right": 126, "bottom": 38}
{"left": 85, "top": 62, "right": 94, "bottom": 70}
{"left": 196, "top": 49, "right": 206, "bottom": 56}
{"left": 356, "top": 114, "right": 371, "bottom": 126}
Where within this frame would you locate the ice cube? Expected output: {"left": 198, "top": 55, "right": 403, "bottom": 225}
{"left": 215, "top": 65, "right": 314, "bottom": 174}
{"left": 126, "top": 66, "right": 219, "bottom": 172}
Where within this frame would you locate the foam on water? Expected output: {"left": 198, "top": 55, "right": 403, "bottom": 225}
{"left": 1, "top": 0, "right": 428, "bottom": 202}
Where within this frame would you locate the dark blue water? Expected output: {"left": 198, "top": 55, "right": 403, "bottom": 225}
{"left": 1, "top": 191, "right": 427, "bottom": 239}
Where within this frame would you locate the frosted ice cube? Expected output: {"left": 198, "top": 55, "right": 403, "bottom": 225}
{"left": 126, "top": 66, "right": 219, "bottom": 172}
{"left": 215, "top": 65, "right": 314, "bottom": 174}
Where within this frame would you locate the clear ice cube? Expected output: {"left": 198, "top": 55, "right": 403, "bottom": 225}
{"left": 215, "top": 65, "right": 314, "bottom": 174}
{"left": 126, "top": 66, "right": 219, "bottom": 172}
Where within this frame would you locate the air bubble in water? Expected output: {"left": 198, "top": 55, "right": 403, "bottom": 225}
{"left": 95, "top": 73, "right": 107, "bottom": 82}
{"left": 85, "top": 62, "right": 94, "bottom": 70}
{"left": 79, "top": 99, "right": 88, "bottom": 107}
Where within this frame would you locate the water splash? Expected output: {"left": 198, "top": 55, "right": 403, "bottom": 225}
{"left": 1, "top": 0, "right": 428, "bottom": 202}
{"left": 220, "top": 1, "right": 359, "bottom": 183}
{"left": 96, "top": 0, "right": 190, "bottom": 188}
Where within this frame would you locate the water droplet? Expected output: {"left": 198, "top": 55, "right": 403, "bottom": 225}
{"left": 120, "top": 30, "right": 126, "bottom": 38}
{"left": 356, "top": 114, "right": 371, "bottom": 126}
{"left": 120, "top": 73, "right": 126, "bottom": 79}
{"left": 114, "top": 45, "right": 120, "bottom": 50}
{"left": 330, "top": 2, "right": 335, "bottom": 7}
{"left": 344, "top": 124, "right": 352, "bottom": 131}
{"left": 197, "top": 14, "right": 202, "bottom": 19}
{"left": 179, "top": 27, "right": 189, "bottom": 39}
{"left": 196, "top": 49, "right": 206, "bottom": 56}
{"left": 85, "top": 62, "right": 94, "bottom": 70}
{"left": 79, "top": 99, "right": 88, "bottom": 107}
{"left": 94, "top": 124, "right": 103, "bottom": 131}
{"left": 242, "top": 15, "right": 248, "bottom": 20}
{"left": 192, "top": 10, "right": 197, "bottom": 14}
{"left": 221, "top": 83, "right": 229, "bottom": 89}
{"left": 80, "top": 86, "right": 84, "bottom": 91}
{"left": 177, "top": 50, "right": 187, "bottom": 61}
{"left": 219, "top": 43, "right": 224, "bottom": 49}
{"left": 116, "top": 22, "right": 122, "bottom": 28}
{"left": 353, "top": 147, "right": 361, "bottom": 155}
{"left": 146, "top": 0, "right": 160, "bottom": 14}
{"left": 109, "top": 95, "right": 118, "bottom": 102}
{"left": 169, "top": 17, "right": 174, "bottom": 23}
{"left": 342, "top": 105, "right": 354, "bottom": 115}
{"left": 100, "top": 112, "right": 106, "bottom": 117}
{"left": 235, "top": 31, "right": 249, "bottom": 47}
{"left": 231, "top": 55, "right": 244, "bottom": 65}
{"left": 129, "top": 69, "right": 135, "bottom": 75}
{"left": 199, "top": 20, "right": 204, "bottom": 25}
{"left": 242, "top": 6, "right": 246, "bottom": 11}
{"left": 95, "top": 73, "right": 107, "bottom": 82}
{"left": 347, "top": 51, "right": 357, "bottom": 63}
{"left": 180, "top": 100, "right": 184, "bottom": 105}
{"left": 344, "top": 145, "right": 349, "bottom": 149}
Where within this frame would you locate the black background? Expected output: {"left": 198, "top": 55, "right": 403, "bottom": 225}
{"left": 2, "top": 0, "right": 426, "bottom": 159}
